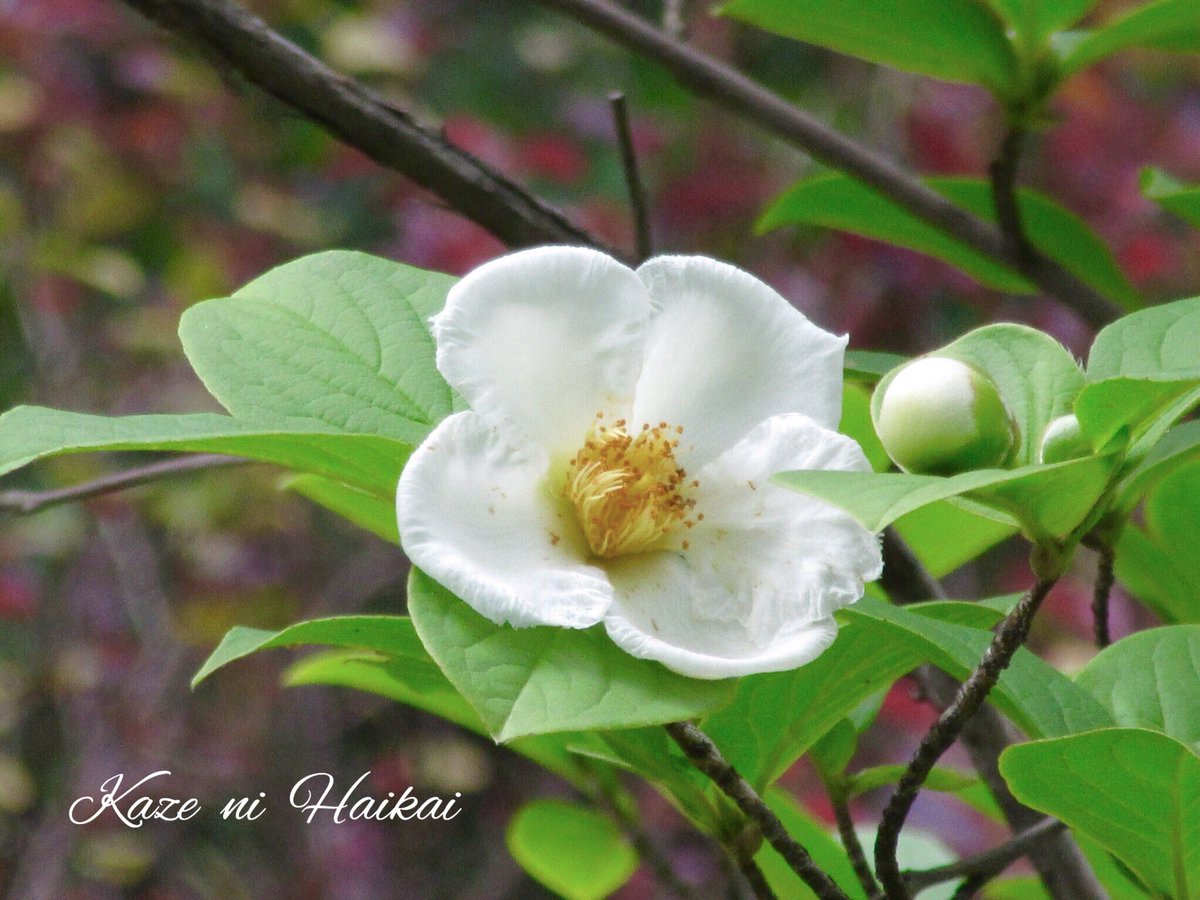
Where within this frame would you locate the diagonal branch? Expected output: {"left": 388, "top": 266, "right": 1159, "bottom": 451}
{"left": 879, "top": 532, "right": 1104, "bottom": 899}
{"left": 873, "top": 575, "right": 1059, "bottom": 898}
{"left": 828, "top": 789, "right": 880, "bottom": 898}
{"left": 904, "top": 818, "right": 1066, "bottom": 893}
{"left": 0, "top": 454, "right": 246, "bottom": 515}
{"left": 118, "top": 0, "right": 608, "bottom": 254}
{"left": 665, "top": 722, "right": 851, "bottom": 900}
{"left": 531, "top": 0, "right": 1122, "bottom": 328}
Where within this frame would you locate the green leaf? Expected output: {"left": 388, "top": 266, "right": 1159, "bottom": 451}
{"left": 893, "top": 500, "right": 1016, "bottom": 577}
{"left": 699, "top": 605, "right": 935, "bottom": 789}
{"left": 285, "top": 654, "right": 598, "bottom": 786}
{"left": 980, "top": 876, "right": 1051, "bottom": 899}
{"left": 284, "top": 474, "right": 399, "bottom": 543}
{"left": 1116, "top": 526, "right": 1200, "bottom": 625}
{"left": 285, "top": 649, "right": 484, "bottom": 732}
{"left": 407, "top": 569, "right": 737, "bottom": 742}
{"left": 757, "top": 788, "right": 868, "bottom": 900}
{"left": 700, "top": 596, "right": 1107, "bottom": 790}
{"left": 179, "top": 250, "right": 455, "bottom": 442}
{"left": 775, "top": 454, "right": 1116, "bottom": 542}
{"left": 844, "top": 598, "right": 1113, "bottom": 739}
{"left": 846, "top": 764, "right": 977, "bottom": 798}
{"left": 1115, "top": 419, "right": 1200, "bottom": 513}
{"left": 810, "top": 719, "right": 859, "bottom": 779}
{"left": 1076, "top": 625, "right": 1200, "bottom": 752}
{"left": 845, "top": 350, "right": 908, "bottom": 382}
{"left": 760, "top": 177, "right": 1140, "bottom": 310}
{"left": 1076, "top": 380, "right": 1200, "bottom": 458}
{"left": 1075, "top": 833, "right": 1160, "bottom": 900}
{"left": 1000, "top": 728, "right": 1200, "bottom": 899}
{"left": 1084, "top": 291, "right": 1200, "bottom": 382}
{"left": 841, "top": 383, "right": 890, "bottom": 473}
{"left": 0, "top": 406, "right": 409, "bottom": 498}
{"left": 505, "top": 800, "right": 637, "bottom": 900}
{"left": 1078, "top": 295, "right": 1200, "bottom": 449}
{"left": 1060, "top": 0, "right": 1200, "bottom": 76}
{"left": 986, "top": 0, "right": 1098, "bottom": 43}
{"left": 580, "top": 728, "right": 729, "bottom": 835}
{"left": 192, "top": 615, "right": 419, "bottom": 687}
{"left": 719, "top": 0, "right": 1017, "bottom": 92}
{"left": 1115, "top": 461, "right": 1200, "bottom": 623}
{"left": 1142, "top": 167, "right": 1200, "bottom": 229}
{"left": 200, "top": 616, "right": 599, "bottom": 783}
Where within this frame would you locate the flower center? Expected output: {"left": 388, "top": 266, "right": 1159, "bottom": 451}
{"left": 564, "top": 415, "right": 696, "bottom": 558}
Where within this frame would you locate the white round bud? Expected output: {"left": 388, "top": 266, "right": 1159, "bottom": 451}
{"left": 1038, "top": 414, "right": 1090, "bottom": 464}
{"left": 875, "top": 357, "right": 1016, "bottom": 475}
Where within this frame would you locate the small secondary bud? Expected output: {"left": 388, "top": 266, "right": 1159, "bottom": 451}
{"left": 875, "top": 357, "right": 1015, "bottom": 475}
{"left": 1038, "top": 414, "right": 1090, "bottom": 464}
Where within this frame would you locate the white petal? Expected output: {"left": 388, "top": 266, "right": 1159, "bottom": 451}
{"left": 603, "top": 551, "right": 840, "bottom": 679}
{"left": 691, "top": 414, "right": 884, "bottom": 628}
{"left": 631, "top": 256, "right": 847, "bottom": 466}
{"left": 397, "top": 411, "right": 613, "bottom": 628}
{"left": 433, "top": 247, "right": 650, "bottom": 459}
{"left": 601, "top": 414, "right": 882, "bottom": 679}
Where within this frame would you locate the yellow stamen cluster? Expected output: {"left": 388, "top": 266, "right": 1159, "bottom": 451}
{"left": 565, "top": 414, "right": 696, "bottom": 558}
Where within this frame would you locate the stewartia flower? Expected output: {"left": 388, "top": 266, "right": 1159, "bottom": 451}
{"left": 397, "top": 247, "right": 882, "bottom": 679}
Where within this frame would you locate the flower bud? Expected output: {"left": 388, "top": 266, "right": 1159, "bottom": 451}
{"left": 1038, "top": 414, "right": 1090, "bottom": 464}
{"left": 875, "top": 357, "right": 1015, "bottom": 475}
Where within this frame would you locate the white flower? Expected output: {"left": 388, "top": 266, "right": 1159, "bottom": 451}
{"left": 397, "top": 247, "right": 883, "bottom": 679}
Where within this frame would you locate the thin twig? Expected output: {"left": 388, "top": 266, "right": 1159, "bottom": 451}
{"left": 532, "top": 0, "right": 1121, "bottom": 327}
{"left": 829, "top": 791, "right": 880, "bottom": 898}
{"left": 1091, "top": 543, "right": 1115, "bottom": 648}
{"left": 988, "top": 126, "right": 1033, "bottom": 264}
{"left": 879, "top": 534, "right": 1104, "bottom": 900}
{"left": 664, "top": 722, "right": 851, "bottom": 900}
{"left": 0, "top": 454, "right": 246, "bottom": 515}
{"left": 949, "top": 872, "right": 990, "bottom": 900}
{"left": 874, "top": 576, "right": 1059, "bottom": 899}
{"left": 609, "top": 92, "right": 654, "bottom": 263}
{"left": 117, "top": 0, "right": 607, "bottom": 253}
{"left": 582, "top": 761, "right": 695, "bottom": 898}
{"left": 905, "top": 818, "right": 1065, "bottom": 893}
{"left": 733, "top": 846, "right": 779, "bottom": 900}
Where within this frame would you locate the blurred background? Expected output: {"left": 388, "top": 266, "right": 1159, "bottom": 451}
{"left": 0, "top": 0, "right": 1197, "bottom": 896}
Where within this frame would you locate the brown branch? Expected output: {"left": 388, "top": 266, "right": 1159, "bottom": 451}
{"left": 581, "top": 761, "right": 696, "bottom": 899}
{"left": 904, "top": 818, "right": 1065, "bottom": 893}
{"left": 532, "top": 0, "right": 1121, "bottom": 327}
{"left": 874, "top": 575, "right": 1059, "bottom": 898}
{"left": 117, "top": 0, "right": 609, "bottom": 254}
{"left": 732, "top": 846, "right": 779, "bottom": 900}
{"left": 988, "top": 126, "right": 1033, "bottom": 265}
{"left": 879, "top": 534, "right": 1104, "bottom": 899}
{"left": 950, "top": 873, "right": 990, "bottom": 900}
{"left": 1090, "top": 543, "right": 1115, "bottom": 648}
{"left": 664, "top": 722, "right": 851, "bottom": 900}
{"left": 829, "top": 790, "right": 880, "bottom": 898}
{"left": 0, "top": 454, "right": 246, "bottom": 515}
{"left": 609, "top": 92, "right": 654, "bottom": 263}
